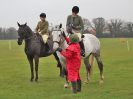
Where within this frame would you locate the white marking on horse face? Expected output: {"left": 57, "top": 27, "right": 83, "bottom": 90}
{"left": 52, "top": 31, "right": 62, "bottom": 50}
{"left": 53, "top": 43, "right": 59, "bottom": 51}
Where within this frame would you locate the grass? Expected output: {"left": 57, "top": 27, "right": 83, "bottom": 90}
{"left": 0, "top": 38, "right": 133, "bottom": 99}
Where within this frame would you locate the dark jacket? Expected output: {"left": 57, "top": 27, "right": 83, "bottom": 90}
{"left": 66, "top": 15, "right": 84, "bottom": 33}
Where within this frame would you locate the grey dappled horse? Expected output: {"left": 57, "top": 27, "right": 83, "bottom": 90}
{"left": 52, "top": 27, "right": 104, "bottom": 86}
{"left": 17, "top": 23, "right": 55, "bottom": 82}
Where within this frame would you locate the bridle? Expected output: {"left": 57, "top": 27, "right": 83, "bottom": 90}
{"left": 18, "top": 28, "right": 35, "bottom": 41}
{"left": 53, "top": 30, "right": 68, "bottom": 48}
{"left": 53, "top": 31, "right": 64, "bottom": 47}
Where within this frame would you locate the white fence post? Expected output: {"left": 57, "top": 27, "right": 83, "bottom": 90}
{"left": 8, "top": 40, "right": 12, "bottom": 50}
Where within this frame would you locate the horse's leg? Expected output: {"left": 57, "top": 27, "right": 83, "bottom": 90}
{"left": 34, "top": 55, "right": 39, "bottom": 82}
{"left": 56, "top": 53, "right": 69, "bottom": 87}
{"left": 53, "top": 52, "right": 63, "bottom": 77}
{"left": 84, "top": 56, "right": 91, "bottom": 83}
{"left": 94, "top": 53, "right": 104, "bottom": 84}
{"left": 90, "top": 54, "right": 94, "bottom": 75}
{"left": 59, "top": 66, "right": 64, "bottom": 77}
{"left": 27, "top": 56, "right": 34, "bottom": 82}
{"left": 60, "top": 60, "right": 69, "bottom": 87}
{"left": 64, "top": 69, "right": 69, "bottom": 88}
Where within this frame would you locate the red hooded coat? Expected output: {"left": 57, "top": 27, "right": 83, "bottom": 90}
{"left": 61, "top": 37, "right": 81, "bottom": 82}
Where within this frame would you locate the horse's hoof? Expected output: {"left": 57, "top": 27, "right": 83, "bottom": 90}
{"left": 64, "top": 83, "right": 69, "bottom": 88}
{"left": 99, "top": 80, "right": 104, "bottom": 85}
{"left": 84, "top": 80, "right": 89, "bottom": 84}
{"left": 101, "top": 75, "right": 104, "bottom": 80}
{"left": 60, "top": 74, "right": 64, "bottom": 78}
{"left": 30, "top": 79, "right": 34, "bottom": 82}
{"left": 35, "top": 79, "right": 38, "bottom": 82}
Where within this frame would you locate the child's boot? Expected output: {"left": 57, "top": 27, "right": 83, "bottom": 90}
{"left": 71, "top": 81, "right": 77, "bottom": 94}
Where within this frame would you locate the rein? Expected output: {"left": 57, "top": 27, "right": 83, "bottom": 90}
{"left": 53, "top": 36, "right": 64, "bottom": 47}
{"left": 23, "top": 29, "right": 32, "bottom": 41}
{"left": 24, "top": 34, "right": 36, "bottom": 41}
{"left": 22, "top": 29, "right": 37, "bottom": 41}
{"left": 53, "top": 30, "right": 69, "bottom": 48}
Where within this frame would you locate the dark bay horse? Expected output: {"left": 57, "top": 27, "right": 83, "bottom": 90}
{"left": 17, "top": 23, "right": 59, "bottom": 82}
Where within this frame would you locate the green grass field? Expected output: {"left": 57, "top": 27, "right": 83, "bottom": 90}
{"left": 0, "top": 38, "right": 133, "bottom": 99}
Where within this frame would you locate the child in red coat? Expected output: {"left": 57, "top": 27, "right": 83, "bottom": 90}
{"left": 57, "top": 33, "right": 81, "bottom": 94}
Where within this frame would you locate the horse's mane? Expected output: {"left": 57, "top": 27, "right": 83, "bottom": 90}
{"left": 25, "top": 25, "right": 34, "bottom": 34}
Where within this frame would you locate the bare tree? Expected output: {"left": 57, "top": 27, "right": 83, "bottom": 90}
{"left": 6, "top": 27, "right": 18, "bottom": 39}
{"left": 82, "top": 18, "right": 92, "bottom": 32}
{"left": 127, "top": 22, "right": 133, "bottom": 36}
{"left": 83, "top": 18, "right": 92, "bottom": 28}
{"left": 0, "top": 28, "right": 6, "bottom": 39}
{"left": 92, "top": 17, "right": 105, "bottom": 36}
{"left": 108, "top": 19, "right": 123, "bottom": 37}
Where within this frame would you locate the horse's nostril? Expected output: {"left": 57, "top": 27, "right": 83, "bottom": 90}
{"left": 17, "top": 41, "right": 22, "bottom": 45}
{"left": 52, "top": 49, "right": 55, "bottom": 52}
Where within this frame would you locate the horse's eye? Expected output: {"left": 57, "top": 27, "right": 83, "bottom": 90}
{"left": 59, "top": 34, "right": 61, "bottom": 37}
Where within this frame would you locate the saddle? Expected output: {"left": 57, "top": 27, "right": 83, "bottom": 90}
{"left": 36, "top": 33, "right": 53, "bottom": 53}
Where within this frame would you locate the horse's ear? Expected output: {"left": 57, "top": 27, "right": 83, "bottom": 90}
{"left": 59, "top": 23, "right": 62, "bottom": 28}
{"left": 17, "top": 22, "right": 21, "bottom": 27}
{"left": 24, "top": 22, "right": 27, "bottom": 26}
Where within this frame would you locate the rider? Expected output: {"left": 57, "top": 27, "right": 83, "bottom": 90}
{"left": 36, "top": 13, "right": 62, "bottom": 74}
{"left": 66, "top": 6, "right": 85, "bottom": 57}
{"left": 35, "top": 13, "right": 49, "bottom": 45}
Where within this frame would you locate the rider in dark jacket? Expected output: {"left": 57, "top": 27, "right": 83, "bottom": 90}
{"left": 66, "top": 6, "right": 85, "bottom": 57}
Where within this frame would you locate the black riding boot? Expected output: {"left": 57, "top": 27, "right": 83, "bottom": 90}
{"left": 71, "top": 81, "right": 77, "bottom": 94}
{"left": 79, "top": 40, "right": 85, "bottom": 57}
{"left": 53, "top": 52, "right": 64, "bottom": 77}
{"left": 53, "top": 52, "right": 62, "bottom": 68}
{"left": 77, "top": 79, "right": 81, "bottom": 92}
{"left": 45, "top": 42, "right": 52, "bottom": 53}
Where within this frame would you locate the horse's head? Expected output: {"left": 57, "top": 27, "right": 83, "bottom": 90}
{"left": 17, "top": 22, "right": 33, "bottom": 45}
{"left": 51, "top": 24, "right": 65, "bottom": 51}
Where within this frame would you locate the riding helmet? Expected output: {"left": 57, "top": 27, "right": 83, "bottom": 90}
{"left": 40, "top": 13, "right": 46, "bottom": 18}
{"left": 72, "top": 6, "right": 79, "bottom": 14}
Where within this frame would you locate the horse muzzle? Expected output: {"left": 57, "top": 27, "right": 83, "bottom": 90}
{"left": 53, "top": 42, "right": 59, "bottom": 51}
{"left": 17, "top": 40, "right": 22, "bottom": 45}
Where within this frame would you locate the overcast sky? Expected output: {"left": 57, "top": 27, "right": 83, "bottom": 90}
{"left": 0, "top": 0, "right": 133, "bottom": 29}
